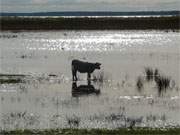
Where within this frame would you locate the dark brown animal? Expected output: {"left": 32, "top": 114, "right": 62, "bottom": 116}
{"left": 72, "top": 59, "right": 101, "bottom": 81}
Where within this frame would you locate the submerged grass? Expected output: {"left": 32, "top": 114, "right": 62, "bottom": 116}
{"left": 92, "top": 71, "right": 104, "bottom": 83}
{"left": 1, "top": 128, "right": 180, "bottom": 135}
{"left": 155, "top": 75, "right": 170, "bottom": 96}
{"left": 0, "top": 74, "right": 26, "bottom": 77}
{"left": 138, "top": 67, "right": 172, "bottom": 96}
{"left": 145, "top": 67, "right": 154, "bottom": 81}
{"left": 0, "top": 78, "right": 23, "bottom": 84}
{"left": 0, "top": 74, "right": 26, "bottom": 84}
{"left": 136, "top": 76, "right": 144, "bottom": 92}
{"left": 66, "top": 116, "right": 80, "bottom": 128}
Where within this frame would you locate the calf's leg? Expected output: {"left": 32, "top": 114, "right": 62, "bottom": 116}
{"left": 74, "top": 71, "right": 78, "bottom": 81}
{"left": 88, "top": 73, "right": 91, "bottom": 80}
{"left": 72, "top": 71, "right": 77, "bottom": 81}
{"left": 72, "top": 64, "right": 78, "bottom": 81}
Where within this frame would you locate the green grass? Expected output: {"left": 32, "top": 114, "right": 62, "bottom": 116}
{"left": 1, "top": 128, "right": 180, "bottom": 135}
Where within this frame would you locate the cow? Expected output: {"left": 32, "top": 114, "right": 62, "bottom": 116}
{"left": 72, "top": 59, "right": 101, "bottom": 81}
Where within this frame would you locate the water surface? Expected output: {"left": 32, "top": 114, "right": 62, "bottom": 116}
{"left": 0, "top": 30, "right": 179, "bottom": 130}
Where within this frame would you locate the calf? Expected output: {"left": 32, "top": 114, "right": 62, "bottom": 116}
{"left": 72, "top": 59, "right": 101, "bottom": 81}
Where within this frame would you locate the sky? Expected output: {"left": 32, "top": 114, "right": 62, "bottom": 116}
{"left": 0, "top": 0, "right": 179, "bottom": 13}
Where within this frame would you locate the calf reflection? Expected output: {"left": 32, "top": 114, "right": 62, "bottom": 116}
{"left": 72, "top": 81, "right": 100, "bottom": 97}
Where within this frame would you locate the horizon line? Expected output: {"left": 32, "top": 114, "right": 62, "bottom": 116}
{"left": 1, "top": 10, "right": 179, "bottom": 14}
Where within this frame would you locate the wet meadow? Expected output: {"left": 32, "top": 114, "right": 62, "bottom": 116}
{"left": 0, "top": 30, "right": 179, "bottom": 134}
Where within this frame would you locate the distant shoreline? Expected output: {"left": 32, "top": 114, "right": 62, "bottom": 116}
{"left": 1, "top": 11, "right": 179, "bottom": 17}
{"left": 0, "top": 16, "right": 179, "bottom": 30}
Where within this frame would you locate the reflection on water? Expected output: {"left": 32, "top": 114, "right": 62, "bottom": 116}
{"left": 72, "top": 81, "right": 101, "bottom": 97}
{"left": 0, "top": 73, "right": 179, "bottom": 130}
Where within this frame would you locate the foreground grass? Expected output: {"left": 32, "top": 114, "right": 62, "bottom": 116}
{"left": 1, "top": 128, "right": 180, "bottom": 135}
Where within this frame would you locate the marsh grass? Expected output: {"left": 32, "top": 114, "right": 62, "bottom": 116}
{"left": 92, "top": 71, "right": 104, "bottom": 83}
{"left": 0, "top": 34, "right": 18, "bottom": 38}
{"left": 146, "top": 114, "right": 166, "bottom": 123}
{"left": 153, "top": 68, "right": 171, "bottom": 95}
{"left": 0, "top": 74, "right": 27, "bottom": 84}
{"left": 145, "top": 67, "right": 154, "bottom": 81}
{"left": 104, "top": 113, "right": 144, "bottom": 129}
{"left": 0, "top": 73, "right": 61, "bottom": 85}
{"left": 2, "top": 112, "right": 40, "bottom": 130}
{"left": 136, "top": 76, "right": 144, "bottom": 92}
{"left": 92, "top": 71, "right": 112, "bottom": 85}
{"left": 105, "top": 114, "right": 125, "bottom": 121}
{"left": 155, "top": 75, "right": 170, "bottom": 96}
{"left": 0, "top": 74, "right": 26, "bottom": 77}
{"left": 137, "top": 67, "right": 172, "bottom": 96}
{"left": 66, "top": 116, "right": 80, "bottom": 128}
{"left": 0, "top": 78, "right": 23, "bottom": 84}
{"left": 1, "top": 128, "right": 180, "bottom": 135}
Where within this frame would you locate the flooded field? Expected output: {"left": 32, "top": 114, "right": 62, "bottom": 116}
{"left": 0, "top": 30, "right": 180, "bottom": 130}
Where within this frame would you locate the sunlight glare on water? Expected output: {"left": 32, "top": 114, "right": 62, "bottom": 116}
{"left": 19, "top": 31, "right": 175, "bottom": 52}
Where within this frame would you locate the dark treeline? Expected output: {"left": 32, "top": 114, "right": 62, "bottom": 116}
{"left": 0, "top": 16, "right": 179, "bottom": 30}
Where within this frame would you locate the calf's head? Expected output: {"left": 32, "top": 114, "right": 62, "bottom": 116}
{"left": 94, "top": 62, "right": 101, "bottom": 69}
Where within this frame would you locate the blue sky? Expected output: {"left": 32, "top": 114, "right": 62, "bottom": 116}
{"left": 1, "top": 0, "right": 179, "bottom": 12}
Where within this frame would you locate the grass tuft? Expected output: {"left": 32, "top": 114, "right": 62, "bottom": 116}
{"left": 136, "top": 76, "right": 144, "bottom": 92}
{"left": 0, "top": 78, "right": 23, "bottom": 84}
{"left": 92, "top": 71, "right": 105, "bottom": 83}
{"left": 137, "top": 67, "right": 173, "bottom": 96}
{"left": 155, "top": 75, "right": 170, "bottom": 96}
{"left": 145, "top": 67, "right": 154, "bottom": 81}
{"left": 0, "top": 74, "right": 28, "bottom": 84}
{"left": 66, "top": 116, "right": 80, "bottom": 128}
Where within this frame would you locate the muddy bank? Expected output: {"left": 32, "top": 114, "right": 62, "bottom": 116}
{"left": 0, "top": 16, "right": 179, "bottom": 30}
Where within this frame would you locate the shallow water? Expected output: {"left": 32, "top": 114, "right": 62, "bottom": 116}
{"left": 0, "top": 30, "right": 180, "bottom": 130}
